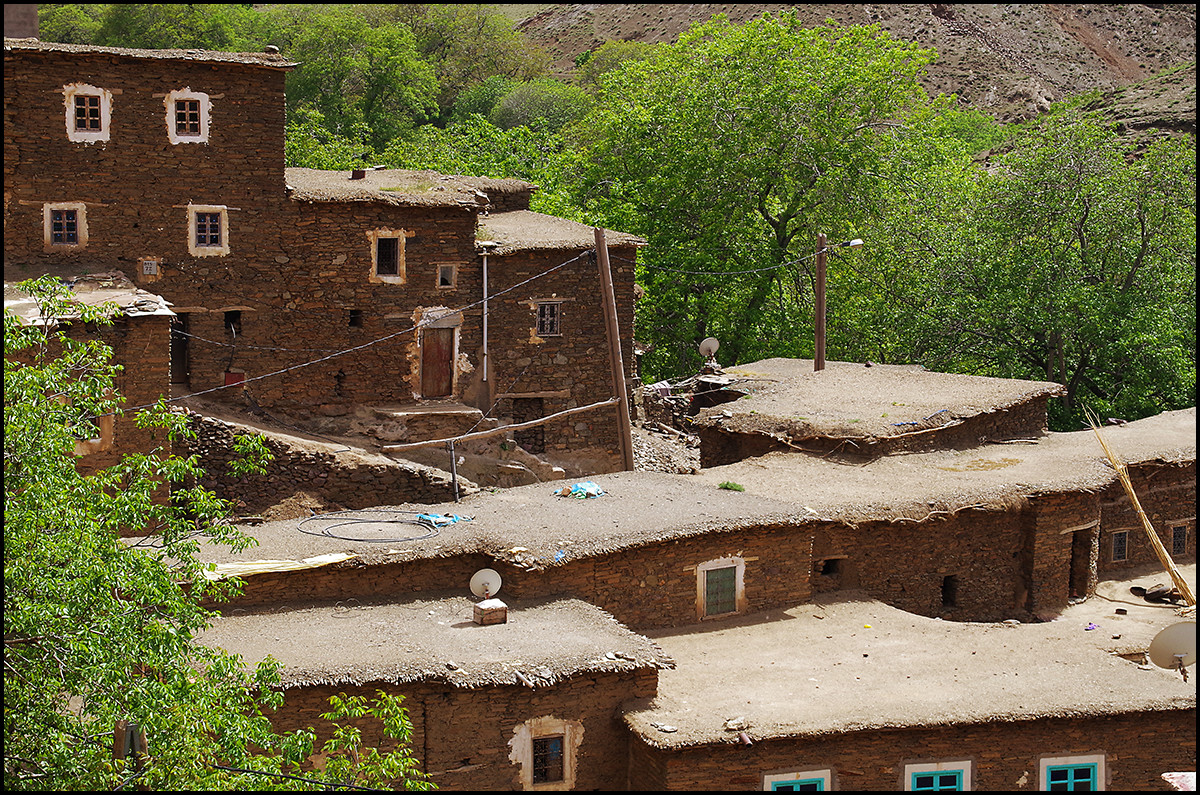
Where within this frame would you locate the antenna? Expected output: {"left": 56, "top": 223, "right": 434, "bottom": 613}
{"left": 470, "top": 568, "right": 502, "bottom": 599}
{"left": 1148, "top": 622, "right": 1196, "bottom": 679}
{"left": 699, "top": 337, "right": 719, "bottom": 365}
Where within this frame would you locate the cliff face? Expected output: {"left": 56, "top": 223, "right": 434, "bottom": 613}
{"left": 517, "top": 4, "right": 1196, "bottom": 134}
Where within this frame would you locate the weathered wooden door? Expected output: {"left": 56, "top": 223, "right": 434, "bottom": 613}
{"left": 421, "top": 327, "right": 454, "bottom": 398}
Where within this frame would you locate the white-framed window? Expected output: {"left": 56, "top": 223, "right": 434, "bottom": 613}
{"left": 43, "top": 202, "right": 88, "bottom": 250}
{"left": 1110, "top": 530, "right": 1128, "bottom": 563}
{"left": 165, "top": 88, "right": 211, "bottom": 144}
{"left": 188, "top": 205, "right": 229, "bottom": 257}
{"left": 368, "top": 229, "right": 406, "bottom": 284}
{"left": 904, "top": 760, "right": 972, "bottom": 791}
{"left": 697, "top": 557, "right": 746, "bottom": 619}
{"left": 508, "top": 715, "right": 582, "bottom": 791}
{"left": 1039, "top": 753, "right": 1105, "bottom": 791}
{"left": 63, "top": 83, "right": 112, "bottom": 143}
{"left": 763, "top": 768, "right": 832, "bottom": 791}
{"left": 536, "top": 301, "right": 562, "bottom": 336}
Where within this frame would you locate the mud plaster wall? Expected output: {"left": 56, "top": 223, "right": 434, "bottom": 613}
{"left": 176, "top": 412, "right": 461, "bottom": 517}
{"left": 264, "top": 669, "right": 658, "bottom": 791}
{"left": 629, "top": 707, "right": 1197, "bottom": 791}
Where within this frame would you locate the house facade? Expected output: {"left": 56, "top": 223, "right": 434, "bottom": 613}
{"left": 3, "top": 38, "right": 640, "bottom": 475}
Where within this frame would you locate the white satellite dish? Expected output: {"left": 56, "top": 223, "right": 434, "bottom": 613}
{"left": 470, "top": 568, "right": 503, "bottom": 599}
{"left": 1148, "top": 622, "right": 1196, "bottom": 670}
{"left": 699, "top": 337, "right": 720, "bottom": 359}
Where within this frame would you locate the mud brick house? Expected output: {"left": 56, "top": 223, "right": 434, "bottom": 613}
{"left": 4, "top": 270, "right": 174, "bottom": 474}
{"left": 3, "top": 37, "right": 641, "bottom": 476}
{"left": 192, "top": 392, "right": 1195, "bottom": 790}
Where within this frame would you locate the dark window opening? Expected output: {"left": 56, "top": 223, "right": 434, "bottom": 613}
{"left": 439, "top": 264, "right": 455, "bottom": 287}
{"left": 536, "top": 302, "right": 561, "bottom": 336}
{"left": 1172, "top": 526, "right": 1188, "bottom": 557}
{"left": 334, "top": 369, "right": 346, "bottom": 398}
{"left": 175, "top": 99, "right": 201, "bottom": 135}
{"left": 224, "top": 311, "right": 242, "bottom": 336}
{"left": 1111, "top": 531, "right": 1128, "bottom": 562}
{"left": 50, "top": 209, "right": 78, "bottom": 244}
{"left": 705, "top": 566, "right": 737, "bottom": 616}
{"left": 941, "top": 575, "right": 959, "bottom": 609}
{"left": 377, "top": 237, "right": 399, "bottom": 276}
{"left": 74, "top": 94, "right": 101, "bottom": 131}
{"left": 195, "top": 212, "right": 221, "bottom": 247}
{"left": 820, "top": 558, "right": 841, "bottom": 577}
{"left": 531, "top": 735, "right": 564, "bottom": 784}
{"left": 348, "top": 309, "right": 363, "bottom": 328}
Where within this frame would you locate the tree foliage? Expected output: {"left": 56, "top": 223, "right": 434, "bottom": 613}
{"left": 570, "top": 12, "right": 942, "bottom": 376}
{"left": 3, "top": 279, "right": 431, "bottom": 790}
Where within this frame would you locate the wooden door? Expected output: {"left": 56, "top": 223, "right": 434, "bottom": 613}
{"left": 421, "top": 327, "right": 454, "bottom": 397}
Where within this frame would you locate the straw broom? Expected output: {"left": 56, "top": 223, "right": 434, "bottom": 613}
{"left": 1086, "top": 408, "right": 1195, "bottom": 607}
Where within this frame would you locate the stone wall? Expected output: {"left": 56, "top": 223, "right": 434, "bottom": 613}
{"left": 265, "top": 668, "right": 659, "bottom": 791}
{"left": 1098, "top": 462, "right": 1196, "bottom": 572}
{"left": 697, "top": 395, "right": 1055, "bottom": 467}
{"left": 630, "top": 707, "right": 1197, "bottom": 791}
{"left": 177, "top": 411, "right": 466, "bottom": 517}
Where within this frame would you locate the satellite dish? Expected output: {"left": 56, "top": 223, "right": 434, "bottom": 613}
{"left": 699, "top": 337, "right": 720, "bottom": 359}
{"left": 470, "top": 568, "right": 503, "bottom": 599}
{"left": 1148, "top": 622, "right": 1196, "bottom": 670}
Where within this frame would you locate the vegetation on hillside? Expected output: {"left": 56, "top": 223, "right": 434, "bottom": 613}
{"left": 32, "top": 4, "right": 1197, "bottom": 430}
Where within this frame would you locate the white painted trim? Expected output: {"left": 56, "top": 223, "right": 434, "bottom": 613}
{"left": 697, "top": 556, "right": 747, "bottom": 619}
{"left": 904, "top": 759, "right": 973, "bottom": 791}
{"left": 187, "top": 205, "right": 229, "bottom": 257}
{"left": 507, "top": 715, "right": 583, "bottom": 791}
{"left": 63, "top": 83, "right": 112, "bottom": 143}
{"left": 165, "top": 88, "right": 211, "bottom": 144}
{"left": 42, "top": 201, "right": 88, "bottom": 250}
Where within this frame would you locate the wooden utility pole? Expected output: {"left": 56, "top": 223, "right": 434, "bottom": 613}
{"left": 814, "top": 232, "right": 827, "bottom": 372}
{"left": 595, "top": 228, "right": 635, "bottom": 471}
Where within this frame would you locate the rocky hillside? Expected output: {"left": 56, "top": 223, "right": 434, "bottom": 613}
{"left": 514, "top": 3, "right": 1196, "bottom": 132}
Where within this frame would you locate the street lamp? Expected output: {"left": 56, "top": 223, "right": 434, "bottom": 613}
{"left": 814, "top": 235, "right": 864, "bottom": 372}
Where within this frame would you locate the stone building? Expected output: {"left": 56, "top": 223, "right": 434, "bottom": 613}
{"left": 3, "top": 38, "right": 640, "bottom": 476}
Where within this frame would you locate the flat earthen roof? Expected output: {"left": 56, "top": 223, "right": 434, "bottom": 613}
{"left": 4, "top": 271, "right": 173, "bottom": 324}
{"left": 692, "top": 358, "right": 1066, "bottom": 441}
{"left": 285, "top": 167, "right": 533, "bottom": 210}
{"left": 3, "top": 37, "right": 296, "bottom": 68}
{"left": 188, "top": 407, "right": 1195, "bottom": 570}
{"left": 196, "top": 594, "right": 670, "bottom": 689}
{"left": 625, "top": 564, "right": 1197, "bottom": 748}
{"left": 478, "top": 210, "right": 645, "bottom": 255}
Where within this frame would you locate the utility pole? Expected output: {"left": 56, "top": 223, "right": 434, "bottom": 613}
{"left": 814, "top": 232, "right": 827, "bottom": 372}
{"left": 595, "top": 228, "right": 635, "bottom": 471}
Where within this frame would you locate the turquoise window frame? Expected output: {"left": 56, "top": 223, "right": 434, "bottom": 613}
{"left": 770, "top": 777, "right": 825, "bottom": 791}
{"left": 911, "top": 770, "right": 964, "bottom": 791}
{"left": 1046, "top": 763, "right": 1097, "bottom": 791}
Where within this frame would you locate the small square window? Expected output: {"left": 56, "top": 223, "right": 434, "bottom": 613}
{"left": 195, "top": 212, "right": 222, "bottom": 247}
{"left": 165, "top": 89, "right": 210, "bottom": 144}
{"left": 438, "top": 263, "right": 456, "bottom": 288}
{"left": 348, "top": 309, "right": 363, "bottom": 328}
{"left": 51, "top": 209, "right": 79, "bottom": 245}
{"left": 763, "top": 770, "right": 832, "bottom": 791}
{"left": 1172, "top": 525, "right": 1188, "bottom": 557}
{"left": 1040, "top": 754, "right": 1104, "bottom": 791}
{"left": 64, "top": 83, "right": 111, "bottom": 143}
{"left": 175, "top": 99, "right": 202, "bottom": 136}
{"left": 1111, "top": 531, "right": 1128, "bottom": 562}
{"left": 906, "top": 761, "right": 971, "bottom": 792}
{"left": 912, "top": 772, "right": 963, "bottom": 791}
{"left": 74, "top": 94, "right": 102, "bottom": 131}
{"left": 531, "top": 735, "right": 564, "bottom": 784}
{"left": 188, "top": 205, "right": 229, "bottom": 256}
{"left": 224, "top": 311, "right": 242, "bottom": 336}
{"left": 536, "top": 302, "right": 561, "bottom": 336}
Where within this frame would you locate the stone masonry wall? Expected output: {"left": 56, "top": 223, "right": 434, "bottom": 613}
{"left": 630, "top": 707, "right": 1197, "bottom": 791}
{"left": 177, "top": 411, "right": 464, "bottom": 517}
{"left": 265, "top": 668, "right": 659, "bottom": 791}
{"left": 1098, "top": 462, "right": 1196, "bottom": 572}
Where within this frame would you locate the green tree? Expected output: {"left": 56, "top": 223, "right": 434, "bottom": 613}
{"left": 574, "top": 39, "right": 658, "bottom": 93}
{"left": 570, "top": 13, "right": 941, "bottom": 378}
{"left": 4, "top": 278, "right": 431, "bottom": 790}
{"left": 489, "top": 79, "right": 593, "bottom": 132}
{"left": 845, "top": 109, "right": 1196, "bottom": 429}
